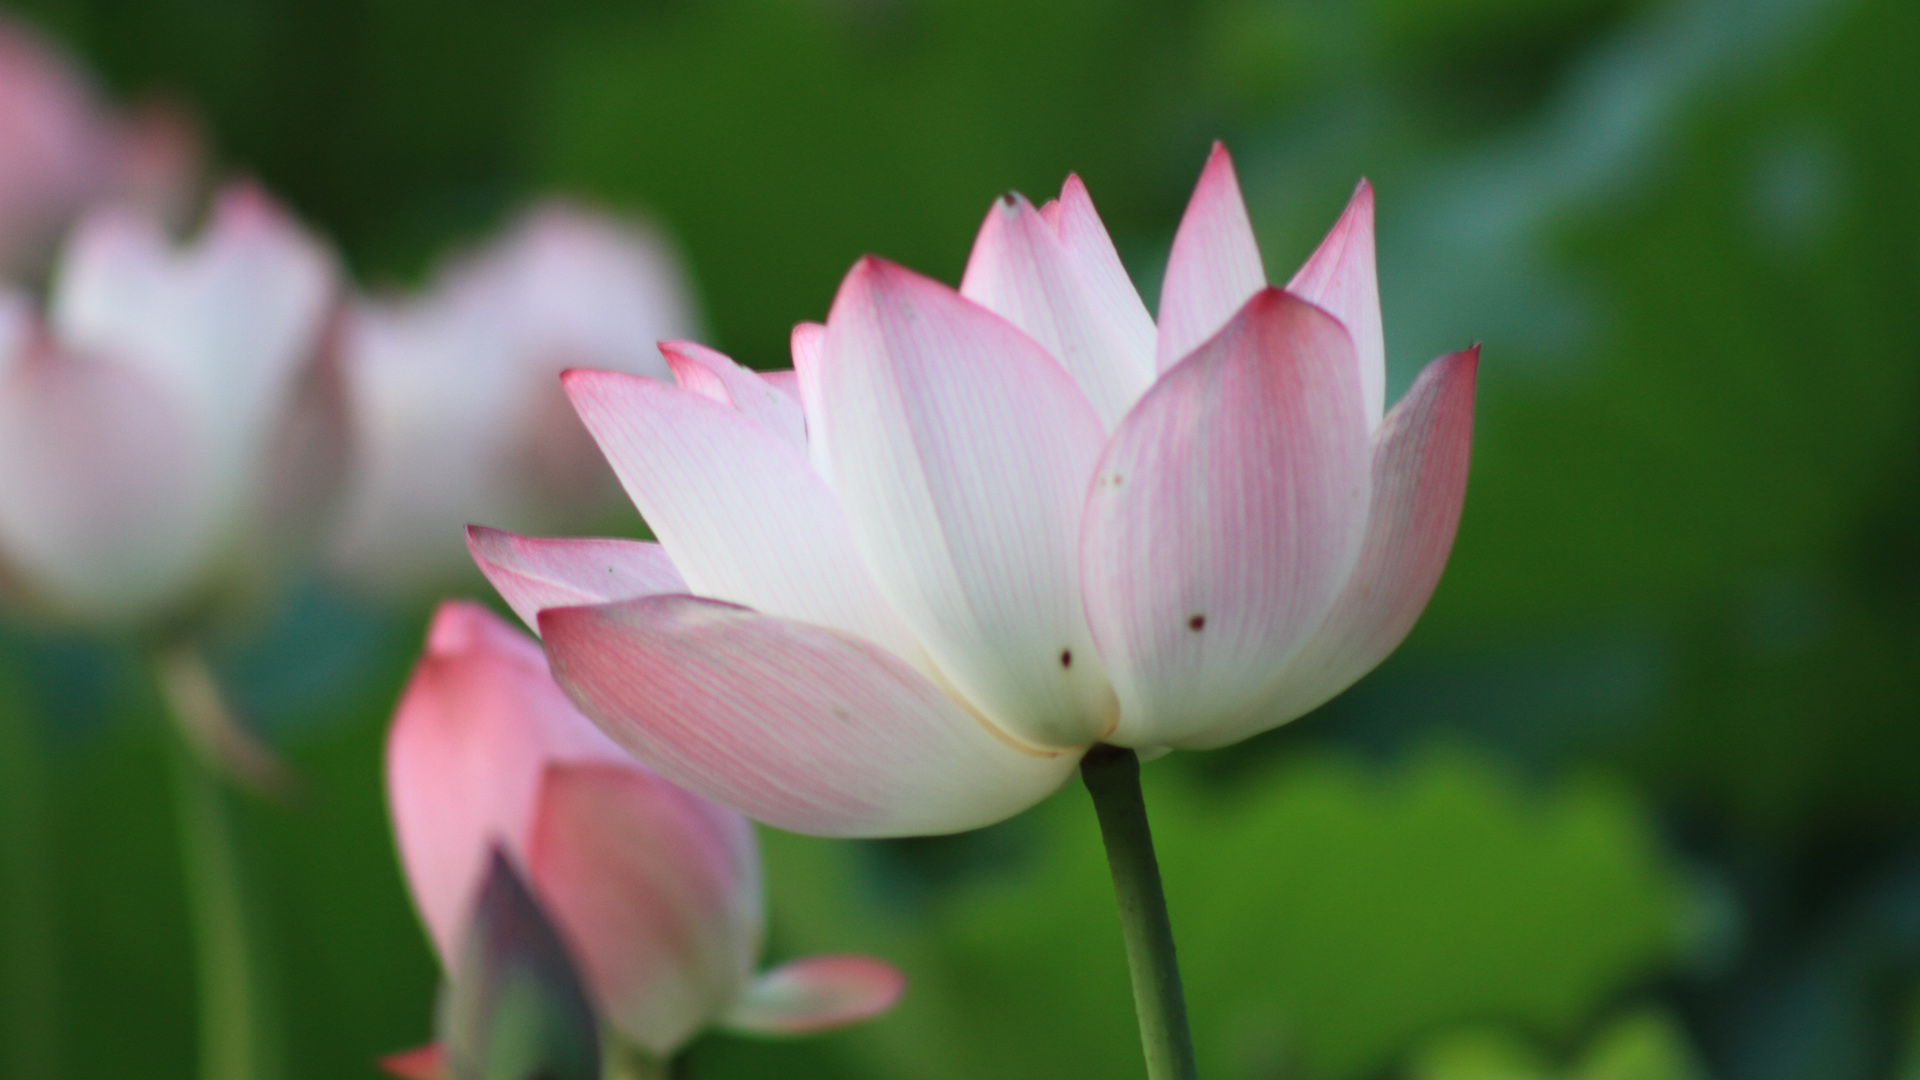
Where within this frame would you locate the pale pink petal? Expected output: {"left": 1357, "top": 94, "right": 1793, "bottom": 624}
{"left": 1285, "top": 179, "right": 1385, "bottom": 427}
{"left": 820, "top": 257, "right": 1116, "bottom": 749}
{"left": 480, "top": 199, "right": 695, "bottom": 384}
{"left": 1183, "top": 347, "right": 1478, "bottom": 749}
{"left": 527, "top": 762, "right": 761, "bottom": 1056}
{"left": 0, "top": 312, "right": 210, "bottom": 624}
{"left": 959, "top": 185, "right": 1154, "bottom": 428}
{"left": 467, "top": 525, "right": 686, "bottom": 635}
{"left": 723, "top": 955, "right": 904, "bottom": 1035}
{"left": 376, "top": 1044, "right": 444, "bottom": 1080}
{"left": 1154, "top": 143, "right": 1266, "bottom": 372}
{"left": 761, "top": 368, "right": 801, "bottom": 404}
{"left": 1081, "top": 288, "right": 1373, "bottom": 746}
{"left": 540, "top": 595, "right": 1080, "bottom": 837}
{"left": 789, "top": 321, "right": 832, "bottom": 483}
{"left": 52, "top": 183, "right": 335, "bottom": 446}
{"left": 660, "top": 340, "right": 806, "bottom": 455}
{"left": 386, "top": 601, "right": 629, "bottom": 967}
{"left": 562, "top": 368, "right": 924, "bottom": 668}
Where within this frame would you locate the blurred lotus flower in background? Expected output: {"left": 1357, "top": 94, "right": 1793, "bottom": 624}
{"left": 0, "top": 183, "right": 341, "bottom": 629}
{"left": 0, "top": 12, "right": 200, "bottom": 280}
{"left": 328, "top": 201, "right": 698, "bottom": 597}
{"left": 479, "top": 144, "right": 1478, "bottom": 838}
{"left": 386, "top": 601, "right": 903, "bottom": 1067}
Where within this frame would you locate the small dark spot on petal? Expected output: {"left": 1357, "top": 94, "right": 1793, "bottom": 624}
{"left": 1060, "top": 649, "right": 1073, "bottom": 668}
{"left": 1188, "top": 614, "right": 1206, "bottom": 631}
{"left": 1001, "top": 192, "right": 1018, "bottom": 207}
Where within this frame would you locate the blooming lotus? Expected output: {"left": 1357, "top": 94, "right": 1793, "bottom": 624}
{"left": 0, "top": 184, "right": 340, "bottom": 627}
{"left": 386, "top": 601, "right": 903, "bottom": 1061}
{"left": 329, "top": 201, "right": 699, "bottom": 595}
{"left": 0, "top": 13, "right": 199, "bottom": 278}
{"left": 472, "top": 144, "right": 1477, "bottom": 837}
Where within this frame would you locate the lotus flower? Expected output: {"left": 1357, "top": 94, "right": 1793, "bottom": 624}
{"left": 0, "top": 184, "right": 341, "bottom": 627}
{"left": 386, "top": 601, "right": 903, "bottom": 1061}
{"left": 0, "top": 13, "right": 199, "bottom": 279}
{"left": 328, "top": 201, "right": 699, "bottom": 596}
{"left": 471, "top": 144, "right": 1478, "bottom": 838}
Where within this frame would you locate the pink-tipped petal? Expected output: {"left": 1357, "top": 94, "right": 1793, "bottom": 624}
{"left": 467, "top": 525, "right": 686, "bottom": 635}
{"left": 528, "top": 762, "right": 761, "bottom": 1056}
{"left": 377, "top": 1044, "right": 445, "bottom": 1080}
{"left": 541, "top": 595, "right": 1079, "bottom": 837}
{"left": 1154, "top": 143, "right": 1266, "bottom": 372}
{"left": 789, "top": 321, "right": 832, "bottom": 483}
{"left": 723, "top": 955, "right": 905, "bottom": 1035}
{"left": 1183, "top": 347, "right": 1479, "bottom": 749}
{"left": 386, "top": 601, "right": 629, "bottom": 967}
{"left": 821, "top": 257, "right": 1116, "bottom": 749}
{"left": 660, "top": 340, "right": 807, "bottom": 455}
{"left": 561, "top": 368, "right": 924, "bottom": 669}
{"left": 1285, "top": 179, "right": 1385, "bottom": 427}
{"left": 1082, "top": 289, "right": 1373, "bottom": 746}
{"left": 959, "top": 186, "right": 1155, "bottom": 427}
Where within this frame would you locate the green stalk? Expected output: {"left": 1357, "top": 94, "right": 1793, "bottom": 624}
{"left": 0, "top": 684, "right": 60, "bottom": 1080}
{"left": 1081, "top": 745, "right": 1199, "bottom": 1080}
{"left": 156, "top": 644, "right": 283, "bottom": 1080}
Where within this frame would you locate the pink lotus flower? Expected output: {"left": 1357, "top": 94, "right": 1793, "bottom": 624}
{"left": 472, "top": 144, "right": 1478, "bottom": 837}
{"left": 0, "top": 13, "right": 200, "bottom": 279}
{"left": 387, "top": 600, "right": 903, "bottom": 1059}
{"left": 0, "top": 184, "right": 341, "bottom": 626}
{"left": 328, "top": 201, "right": 700, "bottom": 596}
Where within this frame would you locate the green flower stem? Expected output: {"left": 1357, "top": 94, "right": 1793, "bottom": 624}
{"left": 1, "top": 684, "right": 60, "bottom": 1080}
{"left": 156, "top": 644, "right": 283, "bottom": 1080}
{"left": 1081, "top": 745, "right": 1199, "bottom": 1080}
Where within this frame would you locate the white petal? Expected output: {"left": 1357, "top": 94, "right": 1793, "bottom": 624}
{"left": 959, "top": 183, "right": 1155, "bottom": 428}
{"left": 562, "top": 369, "right": 926, "bottom": 669}
{"left": 1285, "top": 179, "right": 1386, "bottom": 428}
{"left": 820, "top": 257, "right": 1116, "bottom": 749}
{"left": 660, "top": 340, "right": 806, "bottom": 455}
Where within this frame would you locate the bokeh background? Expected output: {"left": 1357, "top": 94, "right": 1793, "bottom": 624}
{"left": 2, "top": 0, "right": 1917, "bottom": 1077}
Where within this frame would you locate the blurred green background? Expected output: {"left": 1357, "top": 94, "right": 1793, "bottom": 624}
{"left": 2, "top": 0, "right": 1918, "bottom": 1077}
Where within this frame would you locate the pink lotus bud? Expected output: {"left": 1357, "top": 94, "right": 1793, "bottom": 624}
{"left": 475, "top": 144, "right": 1479, "bottom": 838}
{"left": 0, "top": 184, "right": 340, "bottom": 627}
{"left": 0, "top": 14, "right": 202, "bottom": 279}
{"left": 386, "top": 601, "right": 902, "bottom": 1058}
{"left": 328, "top": 201, "right": 699, "bottom": 596}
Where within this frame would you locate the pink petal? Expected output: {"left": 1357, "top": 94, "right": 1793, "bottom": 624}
{"left": 1183, "top": 347, "right": 1478, "bottom": 749}
{"left": 540, "top": 595, "right": 1080, "bottom": 837}
{"left": 789, "top": 321, "right": 833, "bottom": 483}
{"left": 386, "top": 601, "right": 630, "bottom": 967}
{"left": 1081, "top": 288, "right": 1373, "bottom": 747}
{"left": 723, "top": 955, "right": 905, "bottom": 1035}
{"left": 820, "top": 257, "right": 1116, "bottom": 749}
{"left": 527, "top": 762, "right": 761, "bottom": 1056}
{"left": 376, "top": 1044, "right": 445, "bottom": 1080}
{"left": 467, "top": 525, "right": 687, "bottom": 635}
{"left": 660, "top": 339, "right": 807, "bottom": 455}
{"left": 1154, "top": 143, "right": 1266, "bottom": 372}
{"left": 959, "top": 184, "right": 1154, "bottom": 428}
{"left": 561, "top": 368, "right": 925, "bottom": 668}
{"left": 1285, "top": 179, "right": 1385, "bottom": 428}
